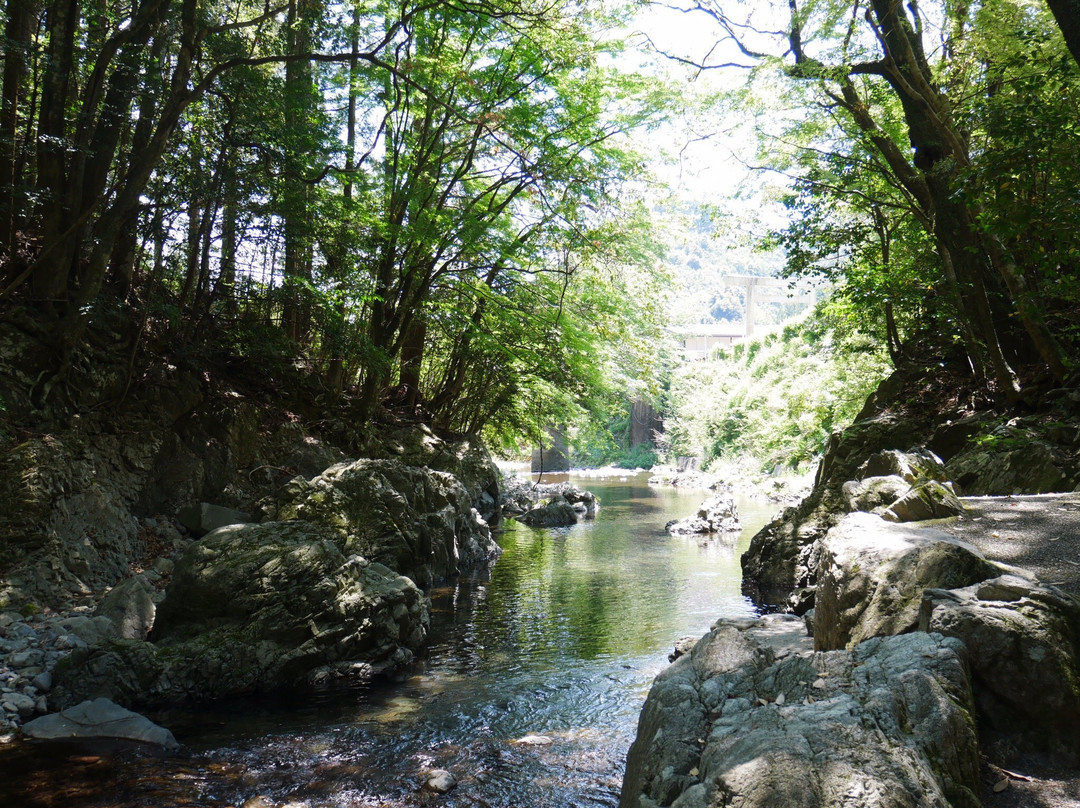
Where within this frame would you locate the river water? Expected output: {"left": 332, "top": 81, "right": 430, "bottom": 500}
{"left": 0, "top": 473, "right": 777, "bottom": 808}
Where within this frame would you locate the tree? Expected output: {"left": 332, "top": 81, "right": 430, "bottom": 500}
{"left": 670, "top": 0, "right": 1078, "bottom": 395}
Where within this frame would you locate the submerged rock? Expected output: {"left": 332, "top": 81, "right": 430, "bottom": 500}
{"left": 423, "top": 769, "right": 457, "bottom": 793}
{"left": 21, "top": 697, "right": 178, "bottom": 750}
{"left": 620, "top": 616, "right": 980, "bottom": 808}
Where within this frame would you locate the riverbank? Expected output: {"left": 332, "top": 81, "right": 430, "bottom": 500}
{"left": 622, "top": 363, "right": 1080, "bottom": 808}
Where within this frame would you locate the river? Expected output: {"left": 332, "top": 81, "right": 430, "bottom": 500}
{"left": 0, "top": 472, "right": 778, "bottom": 808}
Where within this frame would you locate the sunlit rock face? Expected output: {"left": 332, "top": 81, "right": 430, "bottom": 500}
{"left": 263, "top": 457, "right": 501, "bottom": 587}
{"left": 620, "top": 615, "right": 981, "bottom": 808}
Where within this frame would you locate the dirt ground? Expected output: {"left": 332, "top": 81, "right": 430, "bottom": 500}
{"left": 938, "top": 493, "right": 1080, "bottom": 808}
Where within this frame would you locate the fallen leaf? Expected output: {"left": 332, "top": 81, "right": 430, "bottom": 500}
{"left": 689, "top": 767, "right": 699, "bottom": 777}
{"left": 812, "top": 678, "right": 826, "bottom": 689}
{"left": 993, "top": 779, "right": 1009, "bottom": 793}
{"left": 775, "top": 693, "right": 786, "bottom": 705}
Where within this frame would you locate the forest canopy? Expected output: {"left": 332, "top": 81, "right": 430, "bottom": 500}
{"left": 667, "top": 0, "right": 1080, "bottom": 400}
{"left": 0, "top": 0, "right": 668, "bottom": 441}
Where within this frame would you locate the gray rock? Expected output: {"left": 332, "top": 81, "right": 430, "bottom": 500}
{"left": 666, "top": 495, "right": 740, "bottom": 535}
{"left": 152, "top": 557, "right": 174, "bottom": 576}
{"left": 741, "top": 414, "right": 930, "bottom": 609}
{"left": 518, "top": 498, "right": 579, "bottom": 528}
{"left": 620, "top": 618, "right": 980, "bottom": 808}
{"left": 669, "top": 636, "right": 699, "bottom": 662}
{"left": 267, "top": 458, "right": 500, "bottom": 586}
{"left": 841, "top": 475, "right": 910, "bottom": 513}
{"left": 52, "top": 521, "right": 428, "bottom": 708}
{"left": 8, "top": 649, "right": 44, "bottom": 668}
{"left": 881, "top": 480, "right": 965, "bottom": 522}
{"left": 57, "top": 615, "right": 121, "bottom": 647}
{"left": 358, "top": 424, "right": 504, "bottom": 525}
{"left": 177, "top": 502, "right": 252, "bottom": 538}
{"left": 858, "top": 448, "right": 947, "bottom": 484}
{"left": 31, "top": 671, "right": 52, "bottom": 692}
{"left": 920, "top": 575, "right": 1080, "bottom": 763}
{"left": 423, "top": 769, "right": 457, "bottom": 793}
{"left": 813, "top": 513, "right": 1001, "bottom": 651}
{"left": 3, "top": 692, "right": 36, "bottom": 720}
{"left": 95, "top": 577, "right": 156, "bottom": 640}
{"left": 21, "top": 697, "right": 178, "bottom": 749}
{"left": 945, "top": 438, "right": 1066, "bottom": 495}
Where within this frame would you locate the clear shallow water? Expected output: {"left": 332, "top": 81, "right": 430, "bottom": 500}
{"left": 0, "top": 473, "right": 776, "bottom": 808}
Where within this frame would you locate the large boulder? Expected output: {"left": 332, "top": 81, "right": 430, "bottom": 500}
{"left": 21, "top": 697, "right": 178, "bottom": 750}
{"left": 357, "top": 424, "right": 503, "bottom": 525}
{"left": 741, "top": 415, "right": 927, "bottom": 610}
{"left": 880, "top": 480, "right": 965, "bottom": 523}
{"left": 51, "top": 522, "right": 428, "bottom": 707}
{"left": 920, "top": 574, "right": 1080, "bottom": 763}
{"left": 94, "top": 576, "right": 156, "bottom": 640}
{"left": 945, "top": 439, "right": 1068, "bottom": 495}
{"left": 263, "top": 458, "right": 500, "bottom": 586}
{"left": 813, "top": 513, "right": 1001, "bottom": 652}
{"left": 666, "top": 495, "right": 740, "bottom": 535}
{"left": 620, "top": 615, "right": 980, "bottom": 808}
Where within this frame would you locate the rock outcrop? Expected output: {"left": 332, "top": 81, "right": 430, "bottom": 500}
{"left": 620, "top": 615, "right": 981, "bottom": 808}
{"left": 503, "top": 480, "right": 598, "bottom": 527}
{"left": 50, "top": 522, "right": 428, "bottom": 708}
{"left": 262, "top": 458, "right": 500, "bottom": 587}
{"left": 812, "top": 513, "right": 1001, "bottom": 652}
{"left": 807, "top": 512, "right": 1080, "bottom": 764}
{"left": 920, "top": 575, "right": 1080, "bottom": 763}
{"left": 666, "top": 495, "right": 740, "bottom": 535}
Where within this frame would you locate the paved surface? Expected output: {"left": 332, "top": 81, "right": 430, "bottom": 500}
{"left": 941, "top": 493, "right": 1080, "bottom": 600}
{"left": 936, "top": 493, "right": 1080, "bottom": 808}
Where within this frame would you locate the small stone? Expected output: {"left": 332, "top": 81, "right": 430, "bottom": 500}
{"left": 993, "top": 778, "right": 1009, "bottom": 793}
{"left": 775, "top": 693, "right": 785, "bottom": 706}
{"left": 242, "top": 797, "right": 276, "bottom": 808}
{"left": 423, "top": 769, "right": 457, "bottom": 793}
{"left": 34, "top": 696, "right": 47, "bottom": 715}
{"left": 31, "top": 672, "right": 52, "bottom": 693}
{"left": 812, "top": 678, "right": 826, "bottom": 689}
{"left": 9, "top": 649, "right": 44, "bottom": 668}
{"left": 689, "top": 767, "right": 699, "bottom": 777}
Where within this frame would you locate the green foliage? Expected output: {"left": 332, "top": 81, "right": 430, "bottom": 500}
{"left": 664, "top": 300, "right": 891, "bottom": 475}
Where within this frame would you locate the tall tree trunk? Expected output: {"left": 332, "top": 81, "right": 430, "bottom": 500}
{"left": 281, "top": 0, "right": 317, "bottom": 343}
{"left": 1044, "top": 0, "right": 1080, "bottom": 69}
{"left": 31, "top": 0, "right": 79, "bottom": 307}
{"left": 1, "top": 0, "right": 37, "bottom": 255}
{"left": 398, "top": 316, "right": 427, "bottom": 407}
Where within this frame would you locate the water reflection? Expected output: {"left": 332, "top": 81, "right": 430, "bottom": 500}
{"left": 0, "top": 473, "right": 775, "bottom": 808}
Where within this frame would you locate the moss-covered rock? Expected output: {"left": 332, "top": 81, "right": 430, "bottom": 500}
{"left": 52, "top": 521, "right": 428, "bottom": 708}
{"left": 265, "top": 458, "right": 499, "bottom": 586}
